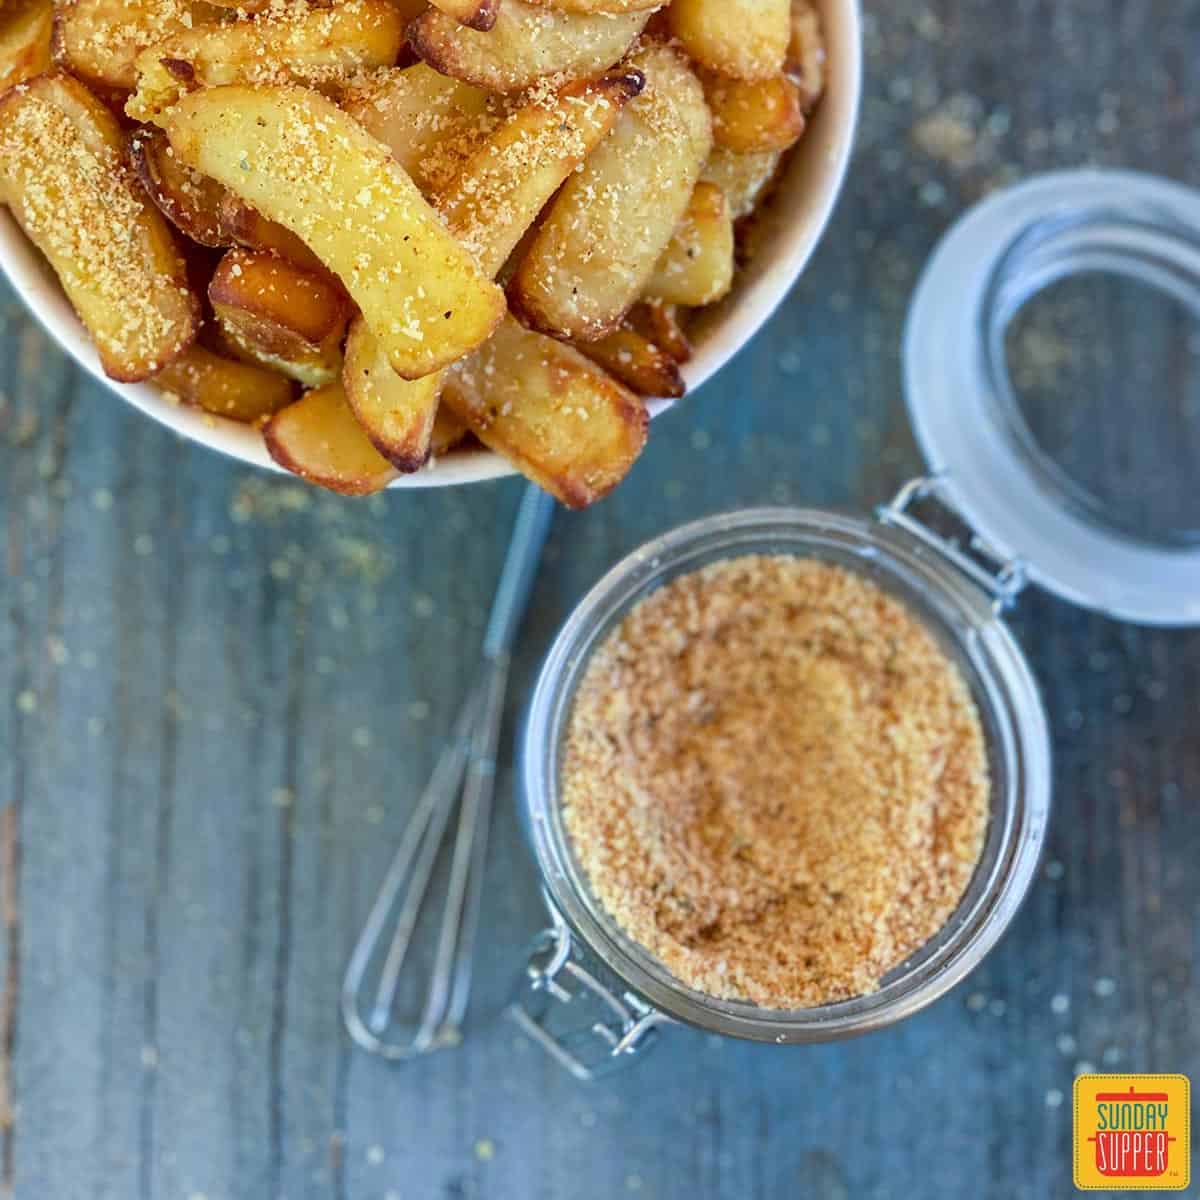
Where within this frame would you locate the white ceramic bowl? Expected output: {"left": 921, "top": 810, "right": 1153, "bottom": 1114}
{"left": 0, "top": 4, "right": 861, "bottom": 489}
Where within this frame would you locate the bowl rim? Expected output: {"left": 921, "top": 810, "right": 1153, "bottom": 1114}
{"left": 0, "top": 0, "right": 862, "bottom": 490}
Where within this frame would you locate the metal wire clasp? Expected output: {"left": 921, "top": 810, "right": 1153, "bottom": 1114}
{"left": 877, "top": 475, "right": 1027, "bottom": 613}
{"left": 507, "top": 900, "right": 675, "bottom": 1081}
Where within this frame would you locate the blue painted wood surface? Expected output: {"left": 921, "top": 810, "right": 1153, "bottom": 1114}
{"left": 3, "top": 2, "right": 1200, "bottom": 1197}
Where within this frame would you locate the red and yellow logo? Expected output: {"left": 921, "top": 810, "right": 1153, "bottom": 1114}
{"left": 1074, "top": 1075, "right": 1190, "bottom": 1190}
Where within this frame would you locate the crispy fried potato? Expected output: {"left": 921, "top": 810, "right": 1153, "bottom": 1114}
{"left": 126, "top": 0, "right": 406, "bottom": 123}
{"left": 644, "top": 180, "right": 733, "bottom": 306}
{"left": 154, "top": 343, "right": 295, "bottom": 421}
{"left": 409, "top": 0, "right": 649, "bottom": 92}
{"left": 0, "top": 0, "right": 52, "bottom": 91}
{"left": 509, "top": 42, "right": 711, "bottom": 341}
{"left": 442, "top": 316, "right": 647, "bottom": 508}
{"left": 212, "top": 194, "right": 328, "bottom": 274}
{"left": 629, "top": 300, "right": 691, "bottom": 364}
{"left": 702, "top": 71, "right": 805, "bottom": 153}
{"left": 700, "top": 145, "right": 781, "bottom": 219}
{"left": 437, "top": 67, "right": 644, "bottom": 277}
{"left": 787, "top": 0, "right": 825, "bottom": 111}
{"left": 265, "top": 379, "right": 398, "bottom": 495}
{"left": 52, "top": 0, "right": 222, "bottom": 93}
{"left": 341, "top": 63, "right": 498, "bottom": 196}
{"left": 430, "top": 405, "right": 467, "bottom": 456}
{"left": 130, "top": 125, "right": 230, "bottom": 246}
{"left": 342, "top": 316, "right": 440, "bottom": 470}
{"left": 164, "top": 84, "right": 505, "bottom": 379}
{"left": 341, "top": 70, "right": 639, "bottom": 470}
{"left": 574, "top": 325, "right": 684, "bottom": 399}
{"left": 390, "top": 0, "right": 429, "bottom": 19}
{"left": 0, "top": 73, "right": 197, "bottom": 380}
{"left": 523, "top": 0, "right": 661, "bottom": 9}
{"left": 427, "top": 0, "right": 497, "bottom": 31}
{"left": 668, "top": 0, "right": 789, "bottom": 81}
{"left": 128, "top": 125, "right": 338, "bottom": 275}
{"left": 209, "top": 247, "right": 352, "bottom": 387}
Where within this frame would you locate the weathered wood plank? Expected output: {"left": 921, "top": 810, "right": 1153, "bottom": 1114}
{"left": 2, "top": 0, "right": 1200, "bottom": 1196}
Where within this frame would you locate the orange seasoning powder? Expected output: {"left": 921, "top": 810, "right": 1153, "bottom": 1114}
{"left": 560, "top": 555, "right": 990, "bottom": 1009}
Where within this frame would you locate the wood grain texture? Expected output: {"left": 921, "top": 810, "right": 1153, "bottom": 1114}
{"left": 3, "top": 1, "right": 1200, "bottom": 1196}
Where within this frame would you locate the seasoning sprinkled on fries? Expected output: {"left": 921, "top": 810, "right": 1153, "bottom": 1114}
{"left": 0, "top": 0, "right": 826, "bottom": 505}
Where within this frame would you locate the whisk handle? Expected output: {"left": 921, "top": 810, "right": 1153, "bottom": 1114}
{"left": 483, "top": 485, "right": 556, "bottom": 660}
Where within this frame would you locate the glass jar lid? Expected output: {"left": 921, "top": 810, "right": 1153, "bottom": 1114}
{"left": 904, "top": 169, "right": 1200, "bottom": 626}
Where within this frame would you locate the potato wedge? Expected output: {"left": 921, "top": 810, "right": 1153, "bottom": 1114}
{"left": 52, "top": 0, "right": 221, "bottom": 93}
{"left": 209, "top": 248, "right": 352, "bottom": 388}
{"left": 644, "top": 180, "right": 734, "bottom": 306}
{"left": 442, "top": 316, "right": 647, "bottom": 508}
{"left": 341, "top": 63, "right": 499, "bottom": 196}
{"left": 126, "top": 0, "right": 407, "bottom": 123}
{"left": 341, "top": 69, "right": 639, "bottom": 469}
{"left": 574, "top": 326, "right": 684, "bottom": 399}
{"left": 264, "top": 380, "right": 398, "bottom": 495}
{"left": 0, "top": 74, "right": 197, "bottom": 380}
{"left": 787, "top": 0, "right": 826, "bottom": 112}
{"left": 629, "top": 300, "right": 691, "bottom": 364}
{"left": 430, "top": 405, "right": 468, "bottom": 456}
{"left": 163, "top": 84, "right": 505, "bottom": 379}
{"left": 212, "top": 194, "right": 329, "bottom": 274}
{"left": 427, "top": 0, "right": 497, "bottom": 31}
{"left": 0, "top": 0, "right": 52, "bottom": 92}
{"left": 509, "top": 42, "right": 711, "bottom": 341}
{"left": 409, "top": 0, "right": 649, "bottom": 92}
{"left": 668, "top": 0, "right": 789, "bottom": 81}
{"left": 702, "top": 71, "right": 806, "bottom": 153}
{"left": 130, "top": 125, "right": 230, "bottom": 246}
{"left": 154, "top": 343, "right": 295, "bottom": 421}
{"left": 437, "top": 67, "right": 645, "bottom": 277}
{"left": 700, "top": 145, "right": 781, "bottom": 219}
{"left": 522, "top": 0, "right": 660, "bottom": 10}
{"left": 342, "top": 316, "right": 440, "bottom": 471}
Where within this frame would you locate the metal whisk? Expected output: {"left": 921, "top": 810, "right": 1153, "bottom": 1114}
{"left": 341, "top": 484, "right": 556, "bottom": 1060}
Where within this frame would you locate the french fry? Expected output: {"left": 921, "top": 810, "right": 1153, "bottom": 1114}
{"left": 668, "top": 0, "right": 789, "bottom": 81}
{"left": 342, "top": 316, "right": 441, "bottom": 471}
{"left": 427, "top": 0, "right": 498, "bottom": 31}
{"left": 644, "top": 181, "right": 734, "bottom": 306}
{"left": 629, "top": 300, "right": 691, "bottom": 364}
{"left": 154, "top": 343, "right": 295, "bottom": 421}
{"left": 442, "top": 316, "right": 647, "bottom": 508}
{"left": 702, "top": 71, "right": 806, "bottom": 154}
{"left": 0, "top": 73, "right": 198, "bottom": 381}
{"left": 786, "top": 0, "right": 826, "bottom": 112}
{"left": 573, "top": 325, "right": 685, "bottom": 399}
{"left": 437, "top": 67, "right": 645, "bottom": 277}
{"left": 209, "top": 247, "right": 352, "bottom": 387}
{"left": 522, "top": 0, "right": 661, "bottom": 9}
{"left": 700, "top": 145, "right": 782, "bottom": 219}
{"left": 130, "top": 125, "right": 231, "bottom": 246}
{"left": 163, "top": 84, "right": 506, "bottom": 379}
{"left": 126, "top": 0, "right": 407, "bottom": 123}
{"left": 341, "top": 63, "right": 498, "bottom": 196}
{"left": 52, "top": 0, "right": 221, "bottom": 93}
{"left": 214, "top": 194, "right": 329, "bottom": 274}
{"left": 264, "top": 379, "right": 398, "bottom": 495}
{"left": 409, "top": 0, "right": 649, "bottom": 93}
{"left": 342, "top": 69, "right": 641, "bottom": 473}
{"left": 0, "top": 0, "right": 52, "bottom": 92}
{"left": 430, "top": 405, "right": 468, "bottom": 456}
{"left": 509, "top": 42, "right": 712, "bottom": 341}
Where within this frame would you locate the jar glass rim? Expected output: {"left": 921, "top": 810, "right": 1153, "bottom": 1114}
{"left": 520, "top": 507, "right": 1052, "bottom": 1043}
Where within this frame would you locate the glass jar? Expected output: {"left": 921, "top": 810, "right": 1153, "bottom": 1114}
{"left": 509, "top": 170, "right": 1200, "bottom": 1079}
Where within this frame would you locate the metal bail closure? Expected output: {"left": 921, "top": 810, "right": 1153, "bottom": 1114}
{"left": 507, "top": 897, "right": 675, "bottom": 1081}
{"left": 878, "top": 475, "right": 1028, "bottom": 614}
